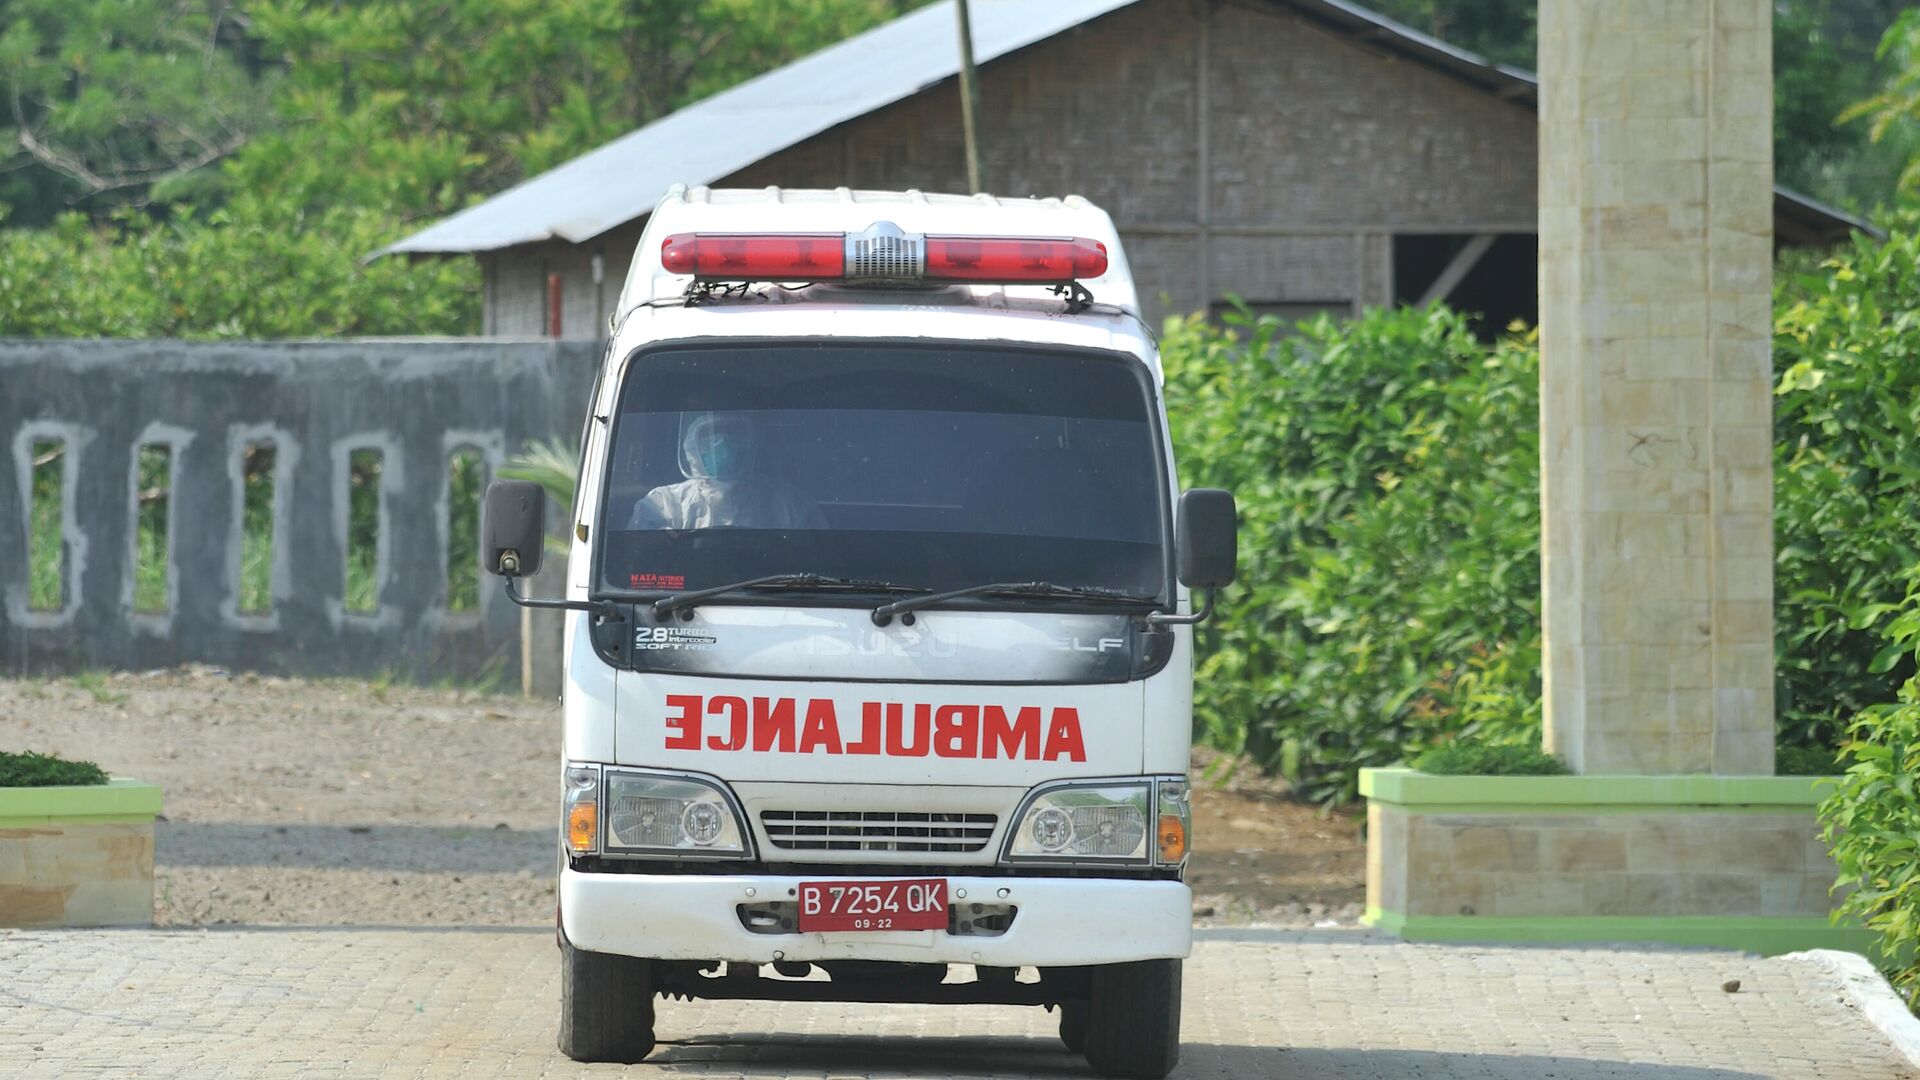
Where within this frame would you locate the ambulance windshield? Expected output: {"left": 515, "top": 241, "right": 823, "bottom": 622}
{"left": 596, "top": 341, "right": 1168, "bottom": 603}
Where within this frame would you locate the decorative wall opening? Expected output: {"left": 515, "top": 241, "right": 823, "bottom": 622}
{"left": 445, "top": 447, "right": 485, "bottom": 613}
{"left": 27, "top": 438, "right": 66, "bottom": 611}
{"left": 132, "top": 444, "right": 172, "bottom": 613}
{"left": 239, "top": 442, "right": 277, "bottom": 614}
{"left": 345, "top": 448, "right": 384, "bottom": 614}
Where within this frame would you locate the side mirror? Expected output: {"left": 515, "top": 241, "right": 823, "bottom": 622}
{"left": 483, "top": 480, "right": 546, "bottom": 578}
{"left": 1176, "top": 488, "right": 1237, "bottom": 589}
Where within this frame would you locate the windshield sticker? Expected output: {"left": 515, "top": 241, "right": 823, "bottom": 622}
{"left": 629, "top": 572, "right": 686, "bottom": 590}
{"left": 661, "top": 695, "right": 1087, "bottom": 762}
{"left": 635, "top": 626, "right": 717, "bottom": 652}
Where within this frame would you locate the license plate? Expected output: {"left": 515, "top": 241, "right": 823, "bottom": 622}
{"left": 796, "top": 878, "right": 948, "bottom": 932}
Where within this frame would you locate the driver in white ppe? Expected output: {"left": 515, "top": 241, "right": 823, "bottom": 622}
{"left": 629, "top": 411, "right": 825, "bottom": 530}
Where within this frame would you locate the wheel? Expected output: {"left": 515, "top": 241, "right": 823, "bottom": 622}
{"left": 1058, "top": 1002, "right": 1090, "bottom": 1053}
{"left": 557, "top": 937, "right": 657, "bottom": 1063}
{"left": 1081, "top": 959, "right": 1181, "bottom": 1079}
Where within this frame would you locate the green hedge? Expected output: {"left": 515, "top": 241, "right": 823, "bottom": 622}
{"left": 0, "top": 751, "right": 109, "bottom": 788}
{"left": 1163, "top": 306, "right": 1542, "bottom": 803}
{"left": 1163, "top": 224, "right": 1920, "bottom": 803}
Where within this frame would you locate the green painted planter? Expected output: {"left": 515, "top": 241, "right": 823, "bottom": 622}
{"left": 1361, "top": 767, "right": 1869, "bottom": 956}
{"left": 1, "top": 778, "right": 162, "bottom": 927}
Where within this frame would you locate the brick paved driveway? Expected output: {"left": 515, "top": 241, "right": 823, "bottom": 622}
{"left": 3, "top": 926, "right": 1913, "bottom": 1079}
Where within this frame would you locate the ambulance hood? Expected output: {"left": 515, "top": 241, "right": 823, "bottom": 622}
{"left": 610, "top": 604, "right": 1152, "bottom": 785}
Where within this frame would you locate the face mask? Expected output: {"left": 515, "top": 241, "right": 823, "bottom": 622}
{"left": 699, "top": 436, "right": 739, "bottom": 479}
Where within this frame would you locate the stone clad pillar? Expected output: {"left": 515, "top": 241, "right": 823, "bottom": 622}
{"left": 1537, "top": 0, "right": 1774, "bottom": 774}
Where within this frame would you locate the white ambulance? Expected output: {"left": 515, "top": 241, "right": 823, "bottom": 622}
{"left": 482, "top": 186, "right": 1236, "bottom": 1079}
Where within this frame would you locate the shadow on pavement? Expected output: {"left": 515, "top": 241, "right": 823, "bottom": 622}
{"left": 156, "top": 822, "right": 554, "bottom": 873}
{"left": 651, "top": 1035, "right": 1773, "bottom": 1079}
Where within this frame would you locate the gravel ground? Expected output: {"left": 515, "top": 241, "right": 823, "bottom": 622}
{"left": 2, "top": 667, "right": 1364, "bottom": 928}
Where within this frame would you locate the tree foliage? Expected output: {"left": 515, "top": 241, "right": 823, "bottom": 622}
{"left": 1368, "top": 0, "right": 1914, "bottom": 215}
{"left": 0, "top": 202, "right": 478, "bottom": 338}
{"left": 0, "top": 0, "right": 273, "bottom": 221}
{"left": 1363, "top": 0, "right": 1535, "bottom": 68}
{"left": 1772, "top": 0, "right": 1918, "bottom": 211}
{"left": 234, "top": 0, "right": 924, "bottom": 220}
{"left": 1842, "top": 7, "right": 1920, "bottom": 196}
{"left": 0, "top": 0, "right": 930, "bottom": 337}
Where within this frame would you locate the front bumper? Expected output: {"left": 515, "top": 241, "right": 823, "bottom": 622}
{"left": 560, "top": 865, "right": 1192, "bottom": 966}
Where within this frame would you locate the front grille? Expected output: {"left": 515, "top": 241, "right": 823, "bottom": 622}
{"left": 761, "top": 810, "right": 997, "bottom": 853}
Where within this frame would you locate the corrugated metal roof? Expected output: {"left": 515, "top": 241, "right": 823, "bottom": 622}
{"left": 380, "top": 0, "right": 1876, "bottom": 257}
{"left": 378, "top": 0, "right": 1140, "bottom": 256}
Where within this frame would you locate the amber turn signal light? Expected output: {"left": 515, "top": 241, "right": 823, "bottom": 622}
{"left": 567, "top": 801, "right": 598, "bottom": 853}
{"left": 1156, "top": 813, "right": 1187, "bottom": 863}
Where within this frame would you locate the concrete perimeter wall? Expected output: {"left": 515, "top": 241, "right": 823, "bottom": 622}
{"left": 0, "top": 339, "right": 598, "bottom": 683}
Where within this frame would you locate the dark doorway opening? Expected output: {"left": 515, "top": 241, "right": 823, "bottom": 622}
{"left": 1393, "top": 233, "right": 1538, "bottom": 338}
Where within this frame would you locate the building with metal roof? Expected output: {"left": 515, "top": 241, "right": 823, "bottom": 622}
{"left": 381, "top": 0, "right": 1875, "bottom": 338}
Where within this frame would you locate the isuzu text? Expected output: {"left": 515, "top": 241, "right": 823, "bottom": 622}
{"left": 481, "top": 187, "right": 1237, "bottom": 1079}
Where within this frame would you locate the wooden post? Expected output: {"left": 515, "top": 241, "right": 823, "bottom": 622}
{"left": 545, "top": 272, "right": 564, "bottom": 339}
{"left": 525, "top": 270, "right": 566, "bottom": 698}
{"left": 955, "top": 0, "right": 986, "bottom": 194}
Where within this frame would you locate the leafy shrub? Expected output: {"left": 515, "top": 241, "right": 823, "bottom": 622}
{"left": 0, "top": 750, "right": 109, "bottom": 787}
{"left": 1773, "top": 220, "right": 1920, "bottom": 751}
{"left": 1820, "top": 578, "right": 1920, "bottom": 1008}
{"left": 1408, "top": 743, "right": 1569, "bottom": 776}
{"left": 1776, "top": 745, "right": 1842, "bottom": 776}
{"left": 1162, "top": 305, "right": 1542, "bottom": 802}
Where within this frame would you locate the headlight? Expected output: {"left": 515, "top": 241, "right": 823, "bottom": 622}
{"left": 1004, "top": 781, "right": 1153, "bottom": 863}
{"left": 602, "top": 768, "right": 750, "bottom": 857}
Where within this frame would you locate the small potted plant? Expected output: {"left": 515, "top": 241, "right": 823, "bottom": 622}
{"left": 1, "top": 750, "right": 161, "bottom": 927}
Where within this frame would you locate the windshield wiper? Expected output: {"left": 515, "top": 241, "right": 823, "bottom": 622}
{"left": 871, "top": 580, "right": 1156, "bottom": 626}
{"left": 652, "top": 573, "right": 928, "bottom": 618}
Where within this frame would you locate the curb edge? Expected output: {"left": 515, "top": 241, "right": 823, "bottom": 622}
{"left": 1779, "top": 949, "right": 1920, "bottom": 1069}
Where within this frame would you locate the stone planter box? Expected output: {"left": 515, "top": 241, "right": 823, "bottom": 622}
{"left": 1, "top": 779, "right": 161, "bottom": 927}
{"left": 1361, "top": 767, "right": 1869, "bottom": 955}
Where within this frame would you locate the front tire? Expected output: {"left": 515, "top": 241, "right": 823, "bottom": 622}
{"left": 1082, "top": 958, "right": 1181, "bottom": 1079}
{"left": 558, "top": 938, "right": 657, "bottom": 1063}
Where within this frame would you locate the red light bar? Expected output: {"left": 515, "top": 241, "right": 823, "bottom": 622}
{"left": 659, "top": 233, "right": 845, "bottom": 280}
{"left": 924, "top": 236, "right": 1107, "bottom": 283}
{"left": 660, "top": 224, "right": 1108, "bottom": 286}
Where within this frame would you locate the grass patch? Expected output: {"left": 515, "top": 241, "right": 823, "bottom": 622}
{"left": 0, "top": 750, "right": 109, "bottom": 787}
{"left": 71, "top": 671, "right": 129, "bottom": 707}
{"left": 1409, "top": 743, "right": 1570, "bottom": 776}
